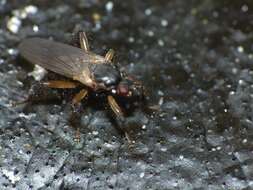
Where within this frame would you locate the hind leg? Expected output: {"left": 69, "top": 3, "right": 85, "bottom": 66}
{"left": 42, "top": 80, "right": 79, "bottom": 89}
{"left": 12, "top": 80, "right": 79, "bottom": 107}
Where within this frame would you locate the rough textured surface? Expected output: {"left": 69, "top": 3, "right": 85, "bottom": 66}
{"left": 1, "top": 0, "right": 253, "bottom": 189}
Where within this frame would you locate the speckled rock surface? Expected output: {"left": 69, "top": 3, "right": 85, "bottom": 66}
{"left": 1, "top": 0, "right": 253, "bottom": 189}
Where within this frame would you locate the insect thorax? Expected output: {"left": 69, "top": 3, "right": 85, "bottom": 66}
{"left": 91, "top": 64, "right": 121, "bottom": 88}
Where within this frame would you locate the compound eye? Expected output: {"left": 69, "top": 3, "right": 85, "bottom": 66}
{"left": 117, "top": 83, "right": 130, "bottom": 97}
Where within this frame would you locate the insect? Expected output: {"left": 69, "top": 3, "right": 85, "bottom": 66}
{"left": 18, "top": 31, "right": 145, "bottom": 143}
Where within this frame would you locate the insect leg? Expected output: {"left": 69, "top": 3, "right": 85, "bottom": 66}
{"left": 69, "top": 90, "right": 88, "bottom": 143}
{"left": 11, "top": 82, "right": 62, "bottom": 107}
{"left": 79, "top": 32, "right": 90, "bottom": 52}
{"left": 72, "top": 89, "right": 88, "bottom": 105}
{"left": 11, "top": 98, "right": 30, "bottom": 107}
{"left": 69, "top": 106, "right": 82, "bottom": 143}
{"left": 107, "top": 95, "right": 133, "bottom": 144}
{"left": 74, "top": 127, "right": 81, "bottom": 143}
{"left": 105, "top": 49, "right": 115, "bottom": 62}
{"left": 107, "top": 95, "right": 124, "bottom": 118}
{"left": 43, "top": 80, "right": 79, "bottom": 89}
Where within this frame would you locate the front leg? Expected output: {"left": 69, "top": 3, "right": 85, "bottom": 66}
{"left": 71, "top": 89, "right": 88, "bottom": 105}
{"left": 107, "top": 95, "right": 133, "bottom": 144}
{"left": 107, "top": 95, "right": 124, "bottom": 118}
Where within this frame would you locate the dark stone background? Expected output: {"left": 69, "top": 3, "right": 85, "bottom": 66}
{"left": 0, "top": 0, "right": 253, "bottom": 189}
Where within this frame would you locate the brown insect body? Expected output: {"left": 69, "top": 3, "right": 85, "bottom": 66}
{"left": 18, "top": 32, "right": 145, "bottom": 143}
{"left": 19, "top": 38, "right": 120, "bottom": 91}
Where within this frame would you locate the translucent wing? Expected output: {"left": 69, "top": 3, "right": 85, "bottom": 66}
{"left": 18, "top": 38, "right": 105, "bottom": 85}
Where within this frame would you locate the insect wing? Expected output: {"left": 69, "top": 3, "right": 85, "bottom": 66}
{"left": 18, "top": 38, "right": 93, "bottom": 80}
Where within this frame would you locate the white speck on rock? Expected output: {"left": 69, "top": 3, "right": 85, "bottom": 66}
{"left": 33, "top": 25, "right": 39, "bottom": 32}
{"left": 28, "top": 65, "right": 47, "bottom": 81}
{"left": 158, "top": 39, "right": 164, "bottom": 46}
{"left": 235, "top": 58, "right": 240, "bottom": 63}
{"left": 2, "top": 169, "right": 21, "bottom": 184}
{"left": 238, "top": 79, "right": 245, "bottom": 85}
{"left": 19, "top": 113, "right": 36, "bottom": 120}
{"left": 0, "top": 0, "right": 6, "bottom": 5}
{"left": 92, "top": 131, "right": 99, "bottom": 136}
{"left": 147, "top": 30, "right": 154, "bottom": 37}
{"left": 237, "top": 46, "right": 244, "bottom": 53}
{"left": 7, "top": 48, "right": 18, "bottom": 55}
{"left": 142, "top": 125, "right": 146, "bottom": 130}
{"left": 103, "top": 142, "right": 118, "bottom": 150}
{"left": 24, "top": 5, "right": 38, "bottom": 15}
{"left": 7, "top": 16, "right": 21, "bottom": 33}
{"left": 232, "top": 68, "right": 238, "bottom": 74}
{"left": 158, "top": 97, "right": 164, "bottom": 106}
{"left": 161, "top": 19, "right": 168, "bottom": 27}
{"left": 128, "top": 36, "right": 135, "bottom": 43}
{"left": 241, "top": 4, "right": 248, "bottom": 12}
{"left": 158, "top": 90, "right": 164, "bottom": 96}
{"left": 139, "top": 172, "right": 145, "bottom": 178}
{"left": 7, "top": 5, "right": 38, "bottom": 33}
{"left": 145, "top": 8, "right": 152, "bottom": 16}
{"left": 105, "top": 1, "right": 114, "bottom": 12}
{"left": 0, "top": 58, "right": 4, "bottom": 64}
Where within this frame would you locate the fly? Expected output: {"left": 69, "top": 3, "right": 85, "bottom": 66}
{"left": 18, "top": 31, "right": 145, "bottom": 143}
